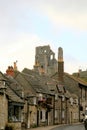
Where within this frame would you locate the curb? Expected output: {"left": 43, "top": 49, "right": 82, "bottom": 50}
{"left": 23, "top": 122, "right": 82, "bottom": 130}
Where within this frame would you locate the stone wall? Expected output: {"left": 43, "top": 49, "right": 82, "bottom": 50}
{"left": 7, "top": 122, "right": 21, "bottom": 130}
{"left": 34, "top": 45, "right": 58, "bottom": 75}
{"left": 0, "top": 93, "right": 8, "bottom": 129}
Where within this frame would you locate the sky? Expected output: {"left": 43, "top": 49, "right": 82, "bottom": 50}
{"left": 0, "top": 0, "right": 87, "bottom": 74}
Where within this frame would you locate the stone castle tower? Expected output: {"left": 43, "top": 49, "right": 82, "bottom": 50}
{"left": 34, "top": 45, "right": 58, "bottom": 75}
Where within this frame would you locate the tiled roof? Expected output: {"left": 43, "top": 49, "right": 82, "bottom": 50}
{"left": 22, "top": 68, "right": 52, "bottom": 94}
{"left": 0, "top": 71, "right": 7, "bottom": 81}
{"left": 65, "top": 72, "right": 87, "bottom": 86}
{"left": 6, "top": 86, "right": 24, "bottom": 103}
{"left": 21, "top": 68, "right": 67, "bottom": 96}
{"left": 51, "top": 72, "right": 87, "bottom": 97}
{"left": 0, "top": 72, "right": 24, "bottom": 104}
{"left": 14, "top": 70, "right": 36, "bottom": 97}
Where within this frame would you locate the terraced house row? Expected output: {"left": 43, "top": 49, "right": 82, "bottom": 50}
{"left": 0, "top": 45, "right": 87, "bottom": 130}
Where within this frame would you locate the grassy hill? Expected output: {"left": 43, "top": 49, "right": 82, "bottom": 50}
{"left": 72, "top": 70, "right": 87, "bottom": 82}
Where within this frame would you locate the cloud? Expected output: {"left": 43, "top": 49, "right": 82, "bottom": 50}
{"left": 0, "top": 32, "right": 51, "bottom": 73}
{"left": 0, "top": 0, "right": 87, "bottom": 74}
{"left": 0, "top": 33, "right": 37, "bottom": 72}
{"left": 18, "top": 0, "right": 87, "bottom": 31}
{"left": 0, "top": 0, "right": 87, "bottom": 35}
{"left": 39, "top": 1, "right": 87, "bottom": 30}
{"left": 64, "top": 54, "right": 87, "bottom": 74}
{"left": 65, "top": 60, "right": 87, "bottom": 74}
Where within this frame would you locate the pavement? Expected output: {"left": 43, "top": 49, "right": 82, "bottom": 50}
{"left": 22, "top": 123, "right": 82, "bottom": 130}
{"left": 29, "top": 125, "right": 58, "bottom": 130}
{"left": 22, "top": 125, "right": 58, "bottom": 130}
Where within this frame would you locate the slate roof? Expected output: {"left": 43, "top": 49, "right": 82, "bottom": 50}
{"left": 51, "top": 72, "right": 87, "bottom": 97}
{"left": 22, "top": 68, "right": 53, "bottom": 95}
{"left": 0, "top": 71, "right": 24, "bottom": 104}
{"left": 6, "top": 85, "right": 24, "bottom": 104}
{"left": 13, "top": 70, "right": 37, "bottom": 97}
{"left": 21, "top": 68, "right": 71, "bottom": 97}
{"left": 65, "top": 72, "right": 87, "bottom": 86}
{"left": 0, "top": 71, "right": 7, "bottom": 81}
{"left": 73, "top": 71, "right": 87, "bottom": 78}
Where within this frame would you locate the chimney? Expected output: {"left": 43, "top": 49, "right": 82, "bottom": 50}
{"left": 6, "top": 66, "right": 14, "bottom": 77}
{"left": 14, "top": 61, "right": 17, "bottom": 71}
{"left": 77, "top": 69, "right": 82, "bottom": 78}
{"left": 39, "top": 65, "right": 45, "bottom": 75}
{"left": 33, "top": 60, "right": 40, "bottom": 72}
{"left": 58, "top": 47, "right": 64, "bottom": 82}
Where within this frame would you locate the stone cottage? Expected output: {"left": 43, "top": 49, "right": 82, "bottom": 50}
{"left": 13, "top": 68, "right": 55, "bottom": 128}
{"left": 51, "top": 47, "right": 87, "bottom": 122}
{"left": 0, "top": 71, "right": 24, "bottom": 130}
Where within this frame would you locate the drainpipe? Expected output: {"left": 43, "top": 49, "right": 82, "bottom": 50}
{"left": 27, "top": 100, "right": 30, "bottom": 128}
{"left": 53, "top": 95, "right": 55, "bottom": 125}
{"left": 65, "top": 97, "right": 68, "bottom": 124}
{"left": 61, "top": 96, "right": 62, "bottom": 124}
{"left": 78, "top": 97, "right": 80, "bottom": 122}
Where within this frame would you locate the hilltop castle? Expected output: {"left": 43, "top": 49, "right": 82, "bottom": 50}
{"left": 34, "top": 45, "right": 58, "bottom": 75}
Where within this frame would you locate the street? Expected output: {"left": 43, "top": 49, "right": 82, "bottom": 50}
{"left": 51, "top": 124, "right": 85, "bottom": 130}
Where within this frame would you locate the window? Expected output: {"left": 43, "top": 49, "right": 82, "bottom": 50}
{"left": 44, "top": 50, "right": 46, "bottom": 53}
{"left": 33, "top": 97, "right": 37, "bottom": 105}
{"left": 70, "top": 97, "right": 73, "bottom": 106}
{"left": 50, "top": 55, "right": 53, "bottom": 60}
{"left": 55, "top": 94, "right": 58, "bottom": 100}
{"left": 62, "top": 110, "right": 65, "bottom": 119}
{"left": 85, "top": 109, "right": 87, "bottom": 115}
{"left": 55, "top": 110, "right": 58, "bottom": 119}
{"left": 40, "top": 110, "right": 46, "bottom": 122}
{"left": 8, "top": 103, "right": 22, "bottom": 122}
{"left": 40, "top": 111, "right": 42, "bottom": 120}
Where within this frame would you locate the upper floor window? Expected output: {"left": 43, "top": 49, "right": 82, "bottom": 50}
{"left": 50, "top": 55, "right": 53, "bottom": 60}
{"left": 44, "top": 50, "right": 47, "bottom": 53}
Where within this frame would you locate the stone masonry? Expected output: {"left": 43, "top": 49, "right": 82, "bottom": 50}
{"left": 34, "top": 45, "right": 58, "bottom": 75}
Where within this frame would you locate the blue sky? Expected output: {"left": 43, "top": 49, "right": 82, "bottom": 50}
{"left": 0, "top": 0, "right": 87, "bottom": 74}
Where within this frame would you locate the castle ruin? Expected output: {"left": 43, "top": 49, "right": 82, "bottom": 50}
{"left": 34, "top": 45, "right": 58, "bottom": 75}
